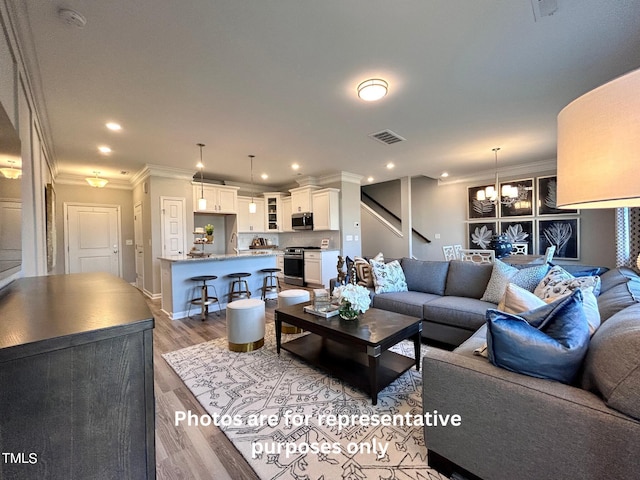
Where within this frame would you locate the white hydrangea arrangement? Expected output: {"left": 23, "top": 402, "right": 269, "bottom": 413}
{"left": 332, "top": 283, "right": 371, "bottom": 319}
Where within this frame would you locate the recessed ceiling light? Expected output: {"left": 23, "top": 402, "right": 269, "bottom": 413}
{"left": 261, "top": 173, "right": 268, "bottom": 180}
{"left": 357, "top": 78, "right": 388, "bottom": 102}
{"left": 98, "top": 146, "right": 112, "bottom": 154}
{"left": 386, "top": 162, "right": 395, "bottom": 169}
{"left": 367, "top": 176, "right": 374, "bottom": 182}
{"left": 106, "top": 122, "right": 122, "bottom": 131}
{"left": 441, "top": 172, "right": 449, "bottom": 178}
{"left": 292, "top": 163, "right": 300, "bottom": 170}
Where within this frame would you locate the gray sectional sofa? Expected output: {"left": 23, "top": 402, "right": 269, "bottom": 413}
{"left": 422, "top": 266, "right": 640, "bottom": 480}
{"left": 360, "top": 257, "right": 639, "bottom": 478}
{"left": 372, "top": 258, "right": 501, "bottom": 346}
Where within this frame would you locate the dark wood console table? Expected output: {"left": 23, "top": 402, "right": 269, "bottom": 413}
{"left": 0, "top": 273, "right": 155, "bottom": 480}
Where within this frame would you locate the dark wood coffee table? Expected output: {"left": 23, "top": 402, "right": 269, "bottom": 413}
{"left": 275, "top": 303, "right": 422, "bottom": 405}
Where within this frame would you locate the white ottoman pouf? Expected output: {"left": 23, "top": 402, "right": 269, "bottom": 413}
{"left": 226, "top": 298, "right": 265, "bottom": 352}
{"left": 278, "top": 289, "right": 310, "bottom": 334}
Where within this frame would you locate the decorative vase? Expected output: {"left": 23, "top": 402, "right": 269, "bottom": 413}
{"left": 338, "top": 301, "right": 360, "bottom": 320}
{"left": 206, "top": 234, "right": 214, "bottom": 243}
{"left": 490, "top": 234, "right": 512, "bottom": 259}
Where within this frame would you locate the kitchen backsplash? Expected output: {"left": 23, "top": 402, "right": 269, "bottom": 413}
{"left": 237, "top": 231, "right": 340, "bottom": 250}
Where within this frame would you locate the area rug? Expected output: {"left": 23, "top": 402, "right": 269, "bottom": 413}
{"left": 162, "top": 324, "right": 448, "bottom": 480}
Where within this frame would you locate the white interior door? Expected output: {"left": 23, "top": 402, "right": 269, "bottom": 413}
{"left": 134, "top": 202, "right": 144, "bottom": 289}
{"left": 65, "top": 204, "right": 121, "bottom": 276}
{"left": 161, "top": 197, "right": 186, "bottom": 259}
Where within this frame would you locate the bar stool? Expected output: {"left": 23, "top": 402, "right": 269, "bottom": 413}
{"left": 278, "top": 289, "right": 310, "bottom": 334}
{"left": 260, "top": 268, "right": 281, "bottom": 301}
{"left": 187, "top": 275, "right": 221, "bottom": 321}
{"left": 228, "top": 272, "right": 251, "bottom": 301}
{"left": 226, "top": 298, "right": 265, "bottom": 352}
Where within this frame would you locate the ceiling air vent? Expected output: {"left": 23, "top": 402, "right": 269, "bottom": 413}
{"left": 368, "top": 129, "right": 406, "bottom": 145}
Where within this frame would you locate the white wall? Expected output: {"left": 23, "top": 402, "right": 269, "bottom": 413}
{"left": 363, "top": 173, "right": 617, "bottom": 269}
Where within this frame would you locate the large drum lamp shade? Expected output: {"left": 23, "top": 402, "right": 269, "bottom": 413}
{"left": 557, "top": 67, "right": 640, "bottom": 209}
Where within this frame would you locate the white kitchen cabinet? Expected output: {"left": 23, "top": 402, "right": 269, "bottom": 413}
{"left": 281, "top": 196, "right": 293, "bottom": 232}
{"left": 193, "top": 184, "right": 239, "bottom": 213}
{"left": 263, "top": 192, "right": 286, "bottom": 232}
{"left": 237, "top": 197, "right": 265, "bottom": 232}
{"left": 289, "top": 186, "right": 318, "bottom": 213}
{"left": 276, "top": 253, "right": 284, "bottom": 276}
{"left": 311, "top": 188, "right": 340, "bottom": 230}
{"left": 304, "top": 250, "right": 339, "bottom": 289}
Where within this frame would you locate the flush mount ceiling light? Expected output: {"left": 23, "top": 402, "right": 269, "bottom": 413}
{"left": 105, "top": 122, "right": 122, "bottom": 131}
{"left": 196, "top": 143, "right": 207, "bottom": 211}
{"left": 248, "top": 155, "right": 257, "bottom": 214}
{"left": 357, "top": 78, "right": 388, "bottom": 102}
{"left": 86, "top": 171, "right": 108, "bottom": 188}
{"left": 98, "top": 145, "right": 112, "bottom": 154}
{"left": 0, "top": 160, "right": 21, "bottom": 179}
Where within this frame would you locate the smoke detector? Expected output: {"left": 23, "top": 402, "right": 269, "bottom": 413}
{"left": 58, "top": 8, "right": 87, "bottom": 28}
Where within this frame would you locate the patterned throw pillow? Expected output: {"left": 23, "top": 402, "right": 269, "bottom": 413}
{"left": 511, "top": 264, "right": 551, "bottom": 292}
{"left": 481, "top": 260, "right": 518, "bottom": 304}
{"left": 354, "top": 259, "right": 374, "bottom": 288}
{"left": 534, "top": 265, "right": 601, "bottom": 300}
{"left": 369, "top": 260, "right": 408, "bottom": 294}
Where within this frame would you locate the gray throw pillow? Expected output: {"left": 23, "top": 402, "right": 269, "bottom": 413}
{"left": 401, "top": 257, "right": 449, "bottom": 295}
{"left": 444, "top": 260, "right": 493, "bottom": 299}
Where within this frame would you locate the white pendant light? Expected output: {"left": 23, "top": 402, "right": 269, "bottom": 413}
{"left": 197, "top": 143, "right": 207, "bottom": 211}
{"left": 248, "top": 155, "right": 256, "bottom": 213}
{"left": 0, "top": 160, "right": 21, "bottom": 179}
{"left": 357, "top": 78, "right": 388, "bottom": 101}
{"left": 85, "top": 171, "right": 108, "bottom": 188}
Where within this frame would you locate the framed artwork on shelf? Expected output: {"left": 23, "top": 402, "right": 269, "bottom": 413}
{"left": 500, "top": 220, "right": 534, "bottom": 256}
{"left": 468, "top": 222, "right": 497, "bottom": 250}
{"left": 499, "top": 178, "right": 534, "bottom": 217}
{"left": 468, "top": 185, "right": 497, "bottom": 219}
{"left": 537, "top": 218, "right": 580, "bottom": 260}
{"left": 537, "top": 175, "right": 578, "bottom": 216}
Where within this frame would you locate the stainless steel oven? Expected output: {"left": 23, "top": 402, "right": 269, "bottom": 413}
{"left": 283, "top": 247, "right": 305, "bottom": 286}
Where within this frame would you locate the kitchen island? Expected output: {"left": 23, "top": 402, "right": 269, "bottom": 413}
{"left": 159, "top": 252, "right": 279, "bottom": 319}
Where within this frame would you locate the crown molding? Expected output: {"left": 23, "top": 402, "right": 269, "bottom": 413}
{"left": 55, "top": 173, "right": 132, "bottom": 190}
{"left": 436, "top": 159, "right": 557, "bottom": 186}
{"left": 130, "top": 163, "right": 195, "bottom": 187}
{"left": 319, "top": 171, "right": 363, "bottom": 185}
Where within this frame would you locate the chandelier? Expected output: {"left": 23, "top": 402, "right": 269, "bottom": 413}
{"left": 476, "top": 148, "right": 518, "bottom": 205}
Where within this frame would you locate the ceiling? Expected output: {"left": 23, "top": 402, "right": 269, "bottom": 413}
{"left": 11, "top": 0, "right": 640, "bottom": 189}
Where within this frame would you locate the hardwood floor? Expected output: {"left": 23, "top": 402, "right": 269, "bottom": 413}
{"left": 151, "top": 295, "right": 280, "bottom": 480}
{"left": 151, "top": 283, "right": 320, "bottom": 479}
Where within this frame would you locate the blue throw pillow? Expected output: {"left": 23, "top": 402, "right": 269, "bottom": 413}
{"left": 486, "top": 289, "right": 590, "bottom": 384}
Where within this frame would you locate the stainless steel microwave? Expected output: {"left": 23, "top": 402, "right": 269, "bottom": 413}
{"left": 291, "top": 212, "right": 313, "bottom": 230}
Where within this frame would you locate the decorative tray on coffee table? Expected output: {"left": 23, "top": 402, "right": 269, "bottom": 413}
{"left": 303, "top": 305, "right": 340, "bottom": 318}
